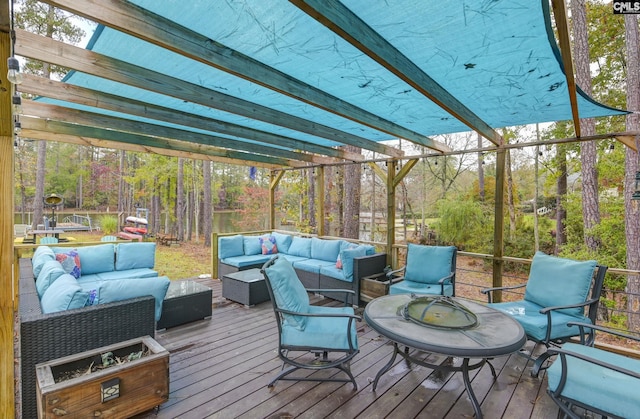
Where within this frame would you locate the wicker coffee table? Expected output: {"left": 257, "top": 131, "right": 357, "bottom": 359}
{"left": 156, "top": 280, "right": 213, "bottom": 329}
{"left": 222, "top": 268, "right": 270, "bottom": 307}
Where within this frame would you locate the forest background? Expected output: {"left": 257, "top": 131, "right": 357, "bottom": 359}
{"left": 12, "top": 2, "right": 640, "bottom": 330}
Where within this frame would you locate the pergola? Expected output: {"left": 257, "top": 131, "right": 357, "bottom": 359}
{"left": 0, "top": 0, "right": 635, "bottom": 415}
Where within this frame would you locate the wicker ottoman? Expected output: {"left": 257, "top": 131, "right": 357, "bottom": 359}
{"left": 222, "top": 268, "right": 270, "bottom": 306}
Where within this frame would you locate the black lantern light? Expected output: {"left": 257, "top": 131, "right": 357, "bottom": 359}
{"left": 43, "top": 193, "right": 63, "bottom": 228}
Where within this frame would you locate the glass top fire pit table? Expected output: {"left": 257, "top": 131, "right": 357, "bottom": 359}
{"left": 364, "top": 294, "right": 526, "bottom": 419}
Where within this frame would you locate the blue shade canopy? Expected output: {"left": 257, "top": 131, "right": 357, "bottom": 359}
{"left": 20, "top": 0, "right": 625, "bottom": 167}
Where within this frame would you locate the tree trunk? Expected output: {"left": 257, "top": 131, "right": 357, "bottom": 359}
{"left": 308, "top": 168, "right": 316, "bottom": 232}
{"left": 573, "top": 0, "right": 601, "bottom": 251}
{"left": 118, "top": 150, "right": 125, "bottom": 213}
{"left": 624, "top": 13, "right": 640, "bottom": 333}
{"left": 555, "top": 145, "right": 568, "bottom": 254}
{"left": 203, "top": 160, "right": 212, "bottom": 247}
{"left": 344, "top": 146, "right": 362, "bottom": 239}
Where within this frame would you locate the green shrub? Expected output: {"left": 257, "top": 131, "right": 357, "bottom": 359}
{"left": 99, "top": 215, "right": 119, "bottom": 234}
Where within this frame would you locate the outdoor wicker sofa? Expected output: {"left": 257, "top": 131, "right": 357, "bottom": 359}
{"left": 18, "top": 257, "right": 156, "bottom": 419}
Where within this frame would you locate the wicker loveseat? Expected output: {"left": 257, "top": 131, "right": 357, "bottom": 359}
{"left": 18, "top": 254, "right": 158, "bottom": 419}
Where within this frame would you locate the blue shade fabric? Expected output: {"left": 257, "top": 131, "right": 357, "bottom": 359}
{"left": 36, "top": 0, "right": 625, "bottom": 163}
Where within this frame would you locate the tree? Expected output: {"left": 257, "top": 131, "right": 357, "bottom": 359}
{"left": 343, "top": 146, "right": 362, "bottom": 239}
{"left": 203, "top": 160, "right": 212, "bottom": 246}
{"left": 572, "top": 0, "right": 601, "bottom": 251}
{"left": 624, "top": 13, "right": 640, "bottom": 332}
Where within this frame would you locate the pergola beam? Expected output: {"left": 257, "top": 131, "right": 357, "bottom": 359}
{"left": 291, "top": 0, "right": 504, "bottom": 147}
{"left": 39, "top": 0, "right": 414, "bottom": 157}
{"left": 19, "top": 75, "right": 364, "bottom": 162}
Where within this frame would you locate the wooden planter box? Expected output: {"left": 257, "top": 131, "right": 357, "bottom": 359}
{"left": 35, "top": 336, "right": 169, "bottom": 419}
{"left": 360, "top": 273, "right": 400, "bottom": 303}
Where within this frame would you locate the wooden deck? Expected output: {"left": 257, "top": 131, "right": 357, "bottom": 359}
{"left": 137, "top": 278, "right": 560, "bottom": 419}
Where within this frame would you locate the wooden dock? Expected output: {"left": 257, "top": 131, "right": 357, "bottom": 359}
{"left": 132, "top": 277, "right": 560, "bottom": 419}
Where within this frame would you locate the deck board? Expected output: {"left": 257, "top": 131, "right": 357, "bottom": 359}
{"left": 134, "top": 278, "right": 559, "bottom": 419}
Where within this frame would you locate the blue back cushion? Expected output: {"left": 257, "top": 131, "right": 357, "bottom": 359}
{"left": 243, "top": 235, "right": 263, "bottom": 256}
{"left": 264, "top": 256, "right": 309, "bottom": 330}
{"left": 76, "top": 244, "right": 115, "bottom": 275}
{"left": 116, "top": 242, "right": 156, "bottom": 270}
{"left": 219, "top": 235, "right": 245, "bottom": 259}
{"left": 36, "top": 260, "right": 67, "bottom": 298}
{"left": 272, "top": 232, "right": 293, "bottom": 254}
{"left": 524, "top": 252, "right": 596, "bottom": 317}
{"left": 97, "top": 276, "right": 171, "bottom": 321}
{"left": 32, "top": 245, "right": 56, "bottom": 278}
{"left": 311, "top": 238, "right": 341, "bottom": 262}
{"left": 287, "top": 237, "right": 312, "bottom": 258}
{"left": 405, "top": 244, "right": 455, "bottom": 284}
{"left": 341, "top": 246, "right": 367, "bottom": 280}
{"left": 40, "top": 274, "right": 89, "bottom": 313}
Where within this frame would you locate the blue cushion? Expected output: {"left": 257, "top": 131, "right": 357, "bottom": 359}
{"left": 311, "top": 238, "right": 341, "bottom": 262}
{"left": 221, "top": 254, "right": 273, "bottom": 268}
{"left": 36, "top": 260, "right": 67, "bottom": 299}
{"left": 362, "top": 244, "right": 376, "bottom": 256}
{"left": 390, "top": 280, "right": 454, "bottom": 296}
{"left": 280, "top": 305, "right": 358, "bottom": 350}
{"left": 320, "top": 265, "right": 347, "bottom": 281}
{"left": 97, "top": 268, "right": 159, "bottom": 280}
{"left": 336, "top": 242, "right": 359, "bottom": 269}
{"left": 287, "top": 237, "right": 312, "bottom": 258}
{"left": 40, "top": 274, "right": 89, "bottom": 313}
{"left": 404, "top": 244, "right": 455, "bottom": 284}
{"left": 260, "top": 235, "right": 278, "bottom": 255}
{"left": 243, "top": 235, "right": 263, "bottom": 256}
{"left": 76, "top": 244, "right": 115, "bottom": 275}
{"left": 32, "top": 245, "right": 56, "bottom": 278}
{"left": 219, "top": 235, "right": 245, "bottom": 259}
{"left": 264, "top": 256, "right": 309, "bottom": 330}
{"left": 272, "top": 232, "right": 293, "bottom": 254}
{"left": 341, "top": 246, "right": 367, "bottom": 280}
{"left": 116, "top": 242, "right": 156, "bottom": 270}
{"left": 524, "top": 252, "right": 596, "bottom": 317}
{"left": 547, "top": 343, "right": 640, "bottom": 419}
{"left": 292, "top": 259, "right": 334, "bottom": 274}
{"left": 489, "top": 300, "right": 590, "bottom": 341}
{"left": 97, "top": 276, "right": 170, "bottom": 321}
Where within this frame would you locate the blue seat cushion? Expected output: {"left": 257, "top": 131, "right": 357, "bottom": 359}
{"left": 97, "top": 268, "right": 159, "bottom": 280}
{"left": 547, "top": 343, "right": 640, "bottom": 419}
{"left": 488, "top": 300, "right": 589, "bottom": 341}
{"left": 292, "top": 259, "right": 335, "bottom": 274}
{"left": 341, "top": 246, "right": 367, "bottom": 280}
{"left": 404, "top": 244, "right": 455, "bottom": 284}
{"left": 280, "top": 305, "right": 358, "bottom": 350}
{"left": 320, "top": 265, "right": 347, "bottom": 282}
{"left": 390, "top": 279, "right": 453, "bottom": 296}
{"left": 524, "top": 252, "right": 596, "bottom": 317}
{"left": 221, "top": 254, "right": 273, "bottom": 268}
{"left": 279, "top": 254, "right": 309, "bottom": 264}
{"left": 311, "top": 238, "right": 342, "bottom": 262}
{"left": 243, "top": 235, "right": 264, "bottom": 256}
{"left": 96, "top": 276, "right": 170, "bottom": 321}
{"left": 74, "top": 244, "right": 115, "bottom": 275}
{"left": 264, "top": 256, "right": 310, "bottom": 331}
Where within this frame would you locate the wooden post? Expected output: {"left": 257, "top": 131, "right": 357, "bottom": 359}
{"left": 1, "top": 4, "right": 17, "bottom": 414}
{"left": 492, "top": 149, "right": 506, "bottom": 302}
{"left": 316, "top": 166, "right": 325, "bottom": 236}
{"left": 386, "top": 160, "right": 396, "bottom": 267}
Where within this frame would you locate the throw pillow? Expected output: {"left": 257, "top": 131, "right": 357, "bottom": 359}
{"left": 336, "top": 243, "right": 359, "bottom": 269}
{"left": 260, "top": 236, "right": 278, "bottom": 255}
{"left": 55, "top": 249, "right": 82, "bottom": 279}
